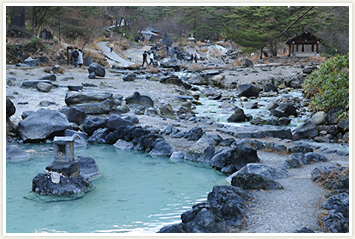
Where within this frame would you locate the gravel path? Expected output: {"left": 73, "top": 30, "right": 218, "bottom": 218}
{"left": 239, "top": 151, "right": 347, "bottom": 233}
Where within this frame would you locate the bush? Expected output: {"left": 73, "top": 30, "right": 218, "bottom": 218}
{"left": 303, "top": 53, "right": 349, "bottom": 121}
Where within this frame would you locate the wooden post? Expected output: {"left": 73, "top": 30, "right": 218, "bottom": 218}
{"left": 316, "top": 41, "right": 319, "bottom": 53}
{"left": 296, "top": 44, "right": 299, "bottom": 52}
{"left": 311, "top": 44, "right": 314, "bottom": 52}
{"left": 302, "top": 44, "right": 304, "bottom": 52}
{"left": 291, "top": 43, "right": 294, "bottom": 54}
{"left": 288, "top": 44, "right": 291, "bottom": 56}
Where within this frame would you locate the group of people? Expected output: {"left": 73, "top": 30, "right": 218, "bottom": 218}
{"left": 142, "top": 51, "right": 199, "bottom": 67}
{"left": 142, "top": 51, "right": 155, "bottom": 67}
{"left": 68, "top": 47, "right": 83, "bottom": 68}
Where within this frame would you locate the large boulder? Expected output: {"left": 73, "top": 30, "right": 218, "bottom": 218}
{"left": 207, "top": 185, "right": 251, "bottom": 228}
{"left": 185, "top": 127, "right": 205, "bottom": 141}
{"left": 237, "top": 84, "right": 260, "bottom": 98}
{"left": 76, "top": 155, "right": 101, "bottom": 180}
{"left": 67, "top": 106, "right": 86, "bottom": 125}
{"left": 159, "top": 75, "right": 183, "bottom": 86}
{"left": 241, "top": 58, "right": 253, "bottom": 68}
{"left": 292, "top": 120, "right": 318, "bottom": 140}
{"left": 226, "top": 163, "right": 289, "bottom": 183}
{"left": 6, "top": 98, "right": 16, "bottom": 118}
{"left": 188, "top": 74, "right": 207, "bottom": 85}
{"left": 125, "top": 91, "right": 154, "bottom": 107}
{"left": 270, "top": 103, "right": 297, "bottom": 117}
{"left": 158, "top": 185, "right": 251, "bottom": 233}
{"left": 159, "top": 103, "right": 175, "bottom": 119}
{"left": 122, "top": 73, "right": 136, "bottom": 81}
{"left": 75, "top": 99, "right": 114, "bottom": 115}
{"left": 231, "top": 173, "right": 284, "bottom": 190}
{"left": 227, "top": 107, "right": 246, "bottom": 122}
{"left": 88, "top": 63, "right": 105, "bottom": 77}
{"left": 32, "top": 173, "right": 93, "bottom": 196}
{"left": 210, "top": 145, "right": 260, "bottom": 174}
{"left": 17, "top": 108, "right": 71, "bottom": 142}
{"left": 181, "top": 203, "right": 229, "bottom": 233}
{"left": 65, "top": 91, "right": 113, "bottom": 106}
{"left": 149, "top": 139, "right": 173, "bottom": 157}
{"left": 107, "top": 114, "right": 133, "bottom": 130}
{"left": 311, "top": 111, "right": 328, "bottom": 125}
{"left": 82, "top": 116, "right": 108, "bottom": 135}
{"left": 184, "top": 135, "right": 215, "bottom": 163}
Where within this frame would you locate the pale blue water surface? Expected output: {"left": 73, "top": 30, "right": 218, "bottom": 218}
{"left": 6, "top": 143, "right": 227, "bottom": 233}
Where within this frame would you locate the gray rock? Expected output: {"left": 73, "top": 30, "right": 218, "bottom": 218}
{"left": 284, "top": 157, "right": 301, "bottom": 169}
{"left": 159, "top": 75, "right": 183, "bottom": 86}
{"left": 231, "top": 173, "right": 284, "bottom": 190}
{"left": 237, "top": 84, "right": 260, "bottom": 98}
{"left": 76, "top": 155, "right": 101, "bottom": 180}
{"left": 311, "top": 111, "right": 328, "bottom": 125}
{"left": 227, "top": 163, "right": 289, "bottom": 183}
{"left": 263, "top": 82, "right": 278, "bottom": 92}
{"left": 185, "top": 127, "right": 205, "bottom": 141}
{"left": 6, "top": 99, "right": 16, "bottom": 118}
{"left": 159, "top": 103, "right": 175, "bottom": 119}
{"left": 39, "top": 74, "right": 56, "bottom": 82}
{"left": 82, "top": 116, "right": 108, "bottom": 135}
{"left": 210, "top": 145, "right": 260, "bottom": 173}
{"left": 292, "top": 120, "right": 318, "bottom": 140}
{"left": 65, "top": 91, "right": 113, "bottom": 106}
{"left": 321, "top": 210, "right": 349, "bottom": 233}
{"left": 188, "top": 74, "right": 207, "bottom": 85}
{"left": 88, "top": 63, "right": 105, "bottom": 77}
{"left": 68, "top": 85, "right": 83, "bottom": 91}
{"left": 107, "top": 114, "right": 133, "bottom": 130}
{"left": 123, "top": 73, "right": 136, "bottom": 81}
{"left": 32, "top": 173, "right": 93, "bottom": 196}
{"left": 150, "top": 140, "right": 173, "bottom": 157}
{"left": 241, "top": 58, "right": 253, "bottom": 68}
{"left": 185, "top": 135, "right": 215, "bottom": 163}
{"left": 88, "top": 72, "right": 96, "bottom": 79}
{"left": 7, "top": 77, "right": 16, "bottom": 86}
{"left": 17, "top": 108, "right": 71, "bottom": 142}
{"left": 74, "top": 99, "right": 114, "bottom": 115}
{"left": 67, "top": 106, "right": 86, "bottom": 125}
{"left": 227, "top": 107, "right": 246, "bottom": 122}
{"left": 36, "top": 82, "right": 53, "bottom": 92}
{"left": 21, "top": 80, "right": 53, "bottom": 88}
{"left": 114, "top": 139, "right": 134, "bottom": 150}
{"left": 270, "top": 103, "right": 297, "bottom": 117}
{"left": 39, "top": 100, "right": 56, "bottom": 107}
{"left": 6, "top": 145, "right": 30, "bottom": 161}
{"left": 125, "top": 91, "right": 154, "bottom": 107}
{"left": 23, "top": 57, "right": 39, "bottom": 66}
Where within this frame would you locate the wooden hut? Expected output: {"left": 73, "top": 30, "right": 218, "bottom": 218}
{"left": 286, "top": 32, "right": 322, "bottom": 57}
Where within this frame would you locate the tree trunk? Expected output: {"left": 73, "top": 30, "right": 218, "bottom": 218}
{"left": 11, "top": 6, "right": 26, "bottom": 29}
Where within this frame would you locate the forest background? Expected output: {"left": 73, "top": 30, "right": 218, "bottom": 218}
{"left": 6, "top": 5, "right": 349, "bottom": 57}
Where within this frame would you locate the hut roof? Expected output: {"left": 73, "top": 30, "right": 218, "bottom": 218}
{"left": 285, "top": 32, "right": 322, "bottom": 45}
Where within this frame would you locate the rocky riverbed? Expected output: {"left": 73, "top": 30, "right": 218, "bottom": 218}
{"left": 5, "top": 52, "right": 349, "bottom": 233}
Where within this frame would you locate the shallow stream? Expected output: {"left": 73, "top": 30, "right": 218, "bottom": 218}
{"left": 6, "top": 143, "right": 227, "bottom": 233}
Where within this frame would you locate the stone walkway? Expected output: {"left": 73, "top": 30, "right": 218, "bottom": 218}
{"left": 97, "top": 41, "right": 136, "bottom": 67}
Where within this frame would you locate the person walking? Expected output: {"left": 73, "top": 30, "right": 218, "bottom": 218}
{"left": 148, "top": 52, "right": 154, "bottom": 66}
{"left": 194, "top": 53, "right": 198, "bottom": 63}
{"left": 72, "top": 48, "right": 79, "bottom": 67}
{"left": 78, "top": 49, "right": 83, "bottom": 68}
{"left": 109, "top": 42, "right": 114, "bottom": 52}
{"left": 142, "top": 51, "right": 148, "bottom": 67}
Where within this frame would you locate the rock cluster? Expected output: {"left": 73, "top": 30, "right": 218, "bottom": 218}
{"left": 157, "top": 185, "right": 252, "bottom": 233}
